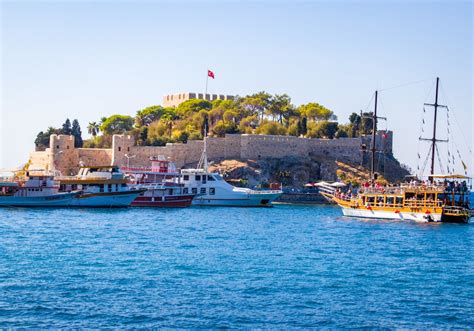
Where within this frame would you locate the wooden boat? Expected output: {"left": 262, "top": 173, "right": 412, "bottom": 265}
{"left": 327, "top": 78, "right": 471, "bottom": 223}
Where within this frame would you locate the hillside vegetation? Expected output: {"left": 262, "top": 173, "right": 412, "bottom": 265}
{"left": 35, "top": 92, "right": 378, "bottom": 150}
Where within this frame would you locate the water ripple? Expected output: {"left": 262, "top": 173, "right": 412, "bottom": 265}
{"left": 0, "top": 204, "right": 473, "bottom": 327}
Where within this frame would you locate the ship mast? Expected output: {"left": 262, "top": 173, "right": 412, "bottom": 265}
{"left": 197, "top": 124, "right": 209, "bottom": 171}
{"left": 364, "top": 90, "right": 386, "bottom": 180}
{"left": 420, "top": 77, "right": 448, "bottom": 181}
{"left": 430, "top": 77, "right": 440, "bottom": 176}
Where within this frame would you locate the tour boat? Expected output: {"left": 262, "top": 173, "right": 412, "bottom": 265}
{"left": 0, "top": 171, "right": 78, "bottom": 207}
{"left": 180, "top": 137, "right": 283, "bottom": 207}
{"left": 122, "top": 157, "right": 195, "bottom": 207}
{"left": 325, "top": 175, "right": 471, "bottom": 223}
{"left": 57, "top": 166, "right": 144, "bottom": 207}
{"left": 325, "top": 78, "right": 471, "bottom": 223}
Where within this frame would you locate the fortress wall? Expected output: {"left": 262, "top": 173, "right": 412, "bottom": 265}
{"left": 29, "top": 150, "right": 51, "bottom": 170}
{"left": 29, "top": 131, "right": 393, "bottom": 174}
{"left": 77, "top": 148, "right": 113, "bottom": 167}
{"left": 240, "top": 135, "right": 309, "bottom": 159}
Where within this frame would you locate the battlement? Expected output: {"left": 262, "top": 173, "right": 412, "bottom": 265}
{"left": 163, "top": 92, "right": 235, "bottom": 107}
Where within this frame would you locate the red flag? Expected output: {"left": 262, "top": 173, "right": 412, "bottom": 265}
{"left": 208, "top": 69, "right": 215, "bottom": 79}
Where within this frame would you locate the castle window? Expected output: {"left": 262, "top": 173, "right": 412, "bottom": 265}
{"left": 127, "top": 147, "right": 130, "bottom": 152}
{"left": 118, "top": 147, "right": 121, "bottom": 152}
{"left": 56, "top": 145, "right": 60, "bottom": 149}
{"left": 67, "top": 146, "right": 69, "bottom": 150}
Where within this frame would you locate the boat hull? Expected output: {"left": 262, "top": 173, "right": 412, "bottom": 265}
{"left": 70, "top": 190, "right": 142, "bottom": 207}
{"left": 341, "top": 206, "right": 442, "bottom": 222}
{"left": 0, "top": 192, "right": 77, "bottom": 207}
{"left": 131, "top": 194, "right": 195, "bottom": 207}
{"left": 192, "top": 192, "right": 282, "bottom": 207}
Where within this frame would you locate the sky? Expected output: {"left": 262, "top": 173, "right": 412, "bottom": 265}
{"left": 1, "top": 0, "right": 473, "bottom": 176}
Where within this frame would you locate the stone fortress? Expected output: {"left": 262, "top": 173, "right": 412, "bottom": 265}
{"left": 28, "top": 132, "right": 393, "bottom": 176}
{"left": 163, "top": 92, "right": 235, "bottom": 107}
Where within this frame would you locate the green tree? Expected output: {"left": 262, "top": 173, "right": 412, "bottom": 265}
{"left": 135, "top": 105, "right": 164, "bottom": 127}
{"left": 100, "top": 115, "right": 134, "bottom": 135}
{"left": 241, "top": 92, "right": 271, "bottom": 122}
{"left": 307, "top": 121, "right": 338, "bottom": 139}
{"left": 176, "top": 99, "right": 212, "bottom": 117}
{"left": 71, "top": 119, "right": 83, "bottom": 147}
{"left": 61, "top": 119, "right": 72, "bottom": 135}
{"left": 255, "top": 121, "right": 287, "bottom": 136}
{"left": 34, "top": 126, "right": 58, "bottom": 151}
{"left": 87, "top": 122, "right": 100, "bottom": 137}
{"left": 298, "top": 103, "right": 334, "bottom": 122}
{"left": 267, "top": 94, "right": 293, "bottom": 124}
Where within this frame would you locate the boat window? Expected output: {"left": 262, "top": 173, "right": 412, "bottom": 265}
{"left": 367, "top": 196, "right": 375, "bottom": 204}
{"left": 396, "top": 197, "right": 403, "bottom": 206}
{"left": 183, "top": 188, "right": 188, "bottom": 194}
{"left": 183, "top": 175, "right": 189, "bottom": 181}
{"left": 386, "top": 197, "right": 394, "bottom": 206}
{"left": 108, "top": 184, "right": 112, "bottom": 192}
{"left": 202, "top": 176, "right": 207, "bottom": 184}
{"left": 168, "top": 189, "right": 173, "bottom": 195}
{"left": 196, "top": 175, "right": 201, "bottom": 181}
{"left": 192, "top": 188, "right": 197, "bottom": 194}
{"left": 207, "top": 175, "right": 215, "bottom": 181}
{"left": 210, "top": 188, "right": 215, "bottom": 195}
{"left": 377, "top": 197, "right": 384, "bottom": 206}
{"left": 100, "top": 184, "right": 104, "bottom": 193}
{"left": 200, "top": 188, "right": 206, "bottom": 194}
{"left": 121, "top": 183, "right": 127, "bottom": 187}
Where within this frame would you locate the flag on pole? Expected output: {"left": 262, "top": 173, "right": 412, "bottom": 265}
{"left": 208, "top": 69, "right": 215, "bottom": 79}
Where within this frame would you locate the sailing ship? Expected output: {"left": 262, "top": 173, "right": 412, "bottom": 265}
{"left": 0, "top": 170, "right": 78, "bottom": 207}
{"left": 122, "top": 157, "right": 195, "bottom": 207}
{"left": 323, "top": 78, "right": 472, "bottom": 223}
{"left": 57, "top": 166, "right": 144, "bottom": 207}
{"left": 181, "top": 136, "right": 283, "bottom": 207}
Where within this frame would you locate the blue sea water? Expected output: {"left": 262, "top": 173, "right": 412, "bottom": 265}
{"left": 0, "top": 200, "right": 473, "bottom": 328}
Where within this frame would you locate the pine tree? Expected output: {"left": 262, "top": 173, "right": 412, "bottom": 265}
{"left": 61, "top": 118, "right": 72, "bottom": 135}
{"left": 71, "top": 119, "right": 83, "bottom": 147}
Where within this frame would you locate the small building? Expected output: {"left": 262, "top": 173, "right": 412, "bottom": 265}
{"left": 163, "top": 92, "right": 234, "bottom": 108}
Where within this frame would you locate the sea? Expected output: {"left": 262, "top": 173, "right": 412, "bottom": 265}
{"left": 0, "top": 194, "right": 473, "bottom": 328}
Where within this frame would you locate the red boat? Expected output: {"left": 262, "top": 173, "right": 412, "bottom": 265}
{"left": 122, "top": 157, "right": 195, "bottom": 208}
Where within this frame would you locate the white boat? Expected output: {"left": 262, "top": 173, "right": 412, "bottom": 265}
{"left": 57, "top": 166, "right": 144, "bottom": 207}
{"left": 180, "top": 137, "right": 282, "bottom": 207}
{"left": 0, "top": 171, "right": 78, "bottom": 207}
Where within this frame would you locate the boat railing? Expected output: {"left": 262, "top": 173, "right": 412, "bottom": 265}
{"left": 248, "top": 189, "right": 283, "bottom": 194}
{"left": 0, "top": 176, "right": 16, "bottom": 183}
{"left": 55, "top": 175, "right": 118, "bottom": 181}
{"left": 404, "top": 200, "right": 443, "bottom": 208}
{"left": 443, "top": 205, "right": 470, "bottom": 216}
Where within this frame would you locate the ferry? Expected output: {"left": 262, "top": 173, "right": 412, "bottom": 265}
{"left": 181, "top": 137, "right": 282, "bottom": 207}
{"left": 57, "top": 166, "right": 144, "bottom": 207}
{"left": 122, "top": 157, "right": 195, "bottom": 207}
{"left": 325, "top": 78, "right": 472, "bottom": 223}
{"left": 0, "top": 170, "right": 78, "bottom": 207}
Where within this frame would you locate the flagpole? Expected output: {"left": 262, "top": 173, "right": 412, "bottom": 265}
{"left": 205, "top": 71, "right": 209, "bottom": 101}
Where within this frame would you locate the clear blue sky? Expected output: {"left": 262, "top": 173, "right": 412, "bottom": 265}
{"left": 1, "top": 1, "right": 472, "bottom": 175}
